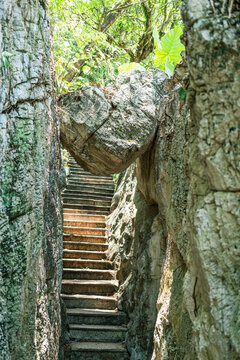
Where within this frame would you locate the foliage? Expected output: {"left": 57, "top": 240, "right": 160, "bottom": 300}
{"left": 118, "top": 62, "right": 145, "bottom": 73}
{"left": 154, "top": 26, "right": 184, "bottom": 76}
{"left": 2, "top": 51, "right": 14, "bottom": 71}
{"left": 49, "top": 0, "right": 182, "bottom": 92}
{"left": 178, "top": 87, "right": 187, "bottom": 100}
{"left": 112, "top": 173, "right": 119, "bottom": 189}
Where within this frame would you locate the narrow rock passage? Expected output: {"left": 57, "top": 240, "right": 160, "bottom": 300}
{"left": 61, "top": 157, "right": 129, "bottom": 360}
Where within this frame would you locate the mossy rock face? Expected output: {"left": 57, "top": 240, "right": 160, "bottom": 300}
{"left": 59, "top": 70, "right": 167, "bottom": 176}
{"left": 0, "top": 0, "right": 63, "bottom": 358}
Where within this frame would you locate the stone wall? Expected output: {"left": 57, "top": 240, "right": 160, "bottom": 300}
{"left": 0, "top": 1, "right": 62, "bottom": 359}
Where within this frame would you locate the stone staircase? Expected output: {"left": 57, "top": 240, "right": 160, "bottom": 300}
{"left": 61, "top": 157, "right": 129, "bottom": 360}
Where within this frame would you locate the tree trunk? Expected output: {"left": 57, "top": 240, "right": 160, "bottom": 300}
{"left": 0, "top": 0, "right": 62, "bottom": 359}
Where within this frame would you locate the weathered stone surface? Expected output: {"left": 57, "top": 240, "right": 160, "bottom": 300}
{"left": 59, "top": 70, "right": 167, "bottom": 175}
{"left": 107, "top": 86, "right": 195, "bottom": 360}
{"left": 0, "top": 1, "right": 238, "bottom": 359}
{"left": 147, "top": 93, "right": 194, "bottom": 360}
{"left": 182, "top": 1, "right": 240, "bottom": 358}
{"left": 107, "top": 165, "right": 161, "bottom": 359}
{"left": 0, "top": 1, "right": 62, "bottom": 359}
{"left": 59, "top": 299, "right": 71, "bottom": 360}
{"left": 107, "top": 3, "right": 240, "bottom": 359}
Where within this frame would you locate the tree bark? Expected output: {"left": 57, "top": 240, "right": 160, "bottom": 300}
{"left": 0, "top": 0, "right": 62, "bottom": 359}
{"left": 130, "top": 3, "right": 154, "bottom": 63}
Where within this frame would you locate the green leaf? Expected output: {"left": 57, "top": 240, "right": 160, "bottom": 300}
{"left": 2, "top": 51, "right": 14, "bottom": 71}
{"left": 165, "top": 57, "right": 174, "bottom": 77}
{"left": 118, "top": 62, "right": 145, "bottom": 73}
{"left": 3, "top": 57, "right": 9, "bottom": 70}
{"left": 178, "top": 87, "right": 187, "bottom": 100}
{"left": 154, "top": 27, "right": 184, "bottom": 69}
{"left": 2, "top": 51, "right": 14, "bottom": 57}
{"left": 82, "top": 65, "right": 91, "bottom": 74}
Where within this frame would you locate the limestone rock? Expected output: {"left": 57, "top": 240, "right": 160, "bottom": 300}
{"left": 182, "top": 1, "right": 240, "bottom": 358}
{"left": 59, "top": 70, "right": 167, "bottom": 175}
{"left": 107, "top": 88, "right": 195, "bottom": 359}
{"left": 107, "top": 3, "right": 240, "bottom": 359}
{"left": 0, "top": 1, "right": 62, "bottom": 358}
{"left": 107, "top": 165, "right": 161, "bottom": 359}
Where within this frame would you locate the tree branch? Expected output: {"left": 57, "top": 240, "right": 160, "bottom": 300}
{"left": 107, "top": 34, "right": 134, "bottom": 58}
{"left": 63, "top": 1, "right": 132, "bottom": 82}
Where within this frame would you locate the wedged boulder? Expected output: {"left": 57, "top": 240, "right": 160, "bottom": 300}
{"left": 59, "top": 70, "right": 167, "bottom": 175}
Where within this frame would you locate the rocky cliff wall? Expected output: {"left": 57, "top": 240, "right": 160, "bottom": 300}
{"left": 107, "top": 1, "right": 240, "bottom": 359}
{"left": 182, "top": 1, "right": 240, "bottom": 358}
{"left": 108, "top": 164, "right": 161, "bottom": 359}
{"left": 107, "top": 87, "right": 196, "bottom": 360}
{"left": 0, "top": 1, "right": 62, "bottom": 359}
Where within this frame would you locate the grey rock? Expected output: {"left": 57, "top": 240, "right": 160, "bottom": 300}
{"left": 107, "top": 3, "right": 240, "bottom": 360}
{"left": 107, "top": 165, "right": 161, "bottom": 360}
{"left": 59, "top": 70, "right": 167, "bottom": 175}
{"left": 107, "top": 86, "right": 195, "bottom": 360}
{"left": 182, "top": 1, "right": 240, "bottom": 358}
{"left": 0, "top": 1, "right": 62, "bottom": 359}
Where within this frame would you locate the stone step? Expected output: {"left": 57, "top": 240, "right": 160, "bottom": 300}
{"left": 63, "top": 226, "right": 106, "bottom": 236}
{"left": 67, "top": 164, "right": 101, "bottom": 171}
{"left": 62, "top": 156, "right": 128, "bottom": 360}
{"left": 63, "top": 241, "right": 108, "bottom": 251}
{"left": 65, "top": 183, "right": 114, "bottom": 193}
{"left": 66, "top": 308, "right": 127, "bottom": 325}
{"left": 63, "top": 208, "right": 109, "bottom": 215}
{"left": 63, "top": 268, "right": 116, "bottom": 281}
{"left": 63, "top": 258, "right": 113, "bottom": 270}
{"left": 61, "top": 279, "right": 118, "bottom": 295}
{"left": 69, "top": 324, "right": 127, "bottom": 342}
{"left": 68, "top": 181, "right": 114, "bottom": 189}
{"left": 69, "top": 176, "right": 113, "bottom": 184}
{"left": 63, "top": 234, "right": 107, "bottom": 244}
{"left": 69, "top": 170, "right": 108, "bottom": 180}
{"left": 62, "top": 294, "right": 117, "bottom": 310}
{"left": 63, "top": 249, "right": 106, "bottom": 260}
{"left": 63, "top": 197, "right": 112, "bottom": 207}
{"left": 69, "top": 166, "right": 110, "bottom": 173}
{"left": 63, "top": 213, "right": 106, "bottom": 222}
{"left": 67, "top": 166, "right": 86, "bottom": 171}
{"left": 63, "top": 191, "right": 113, "bottom": 201}
{"left": 70, "top": 172, "right": 112, "bottom": 181}
{"left": 63, "top": 220, "right": 106, "bottom": 228}
{"left": 69, "top": 342, "right": 129, "bottom": 360}
{"left": 68, "top": 180, "right": 114, "bottom": 189}
{"left": 63, "top": 203, "right": 110, "bottom": 212}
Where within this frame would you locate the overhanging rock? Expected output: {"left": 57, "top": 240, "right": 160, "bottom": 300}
{"left": 59, "top": 70, "right": 167, "bottom": 175}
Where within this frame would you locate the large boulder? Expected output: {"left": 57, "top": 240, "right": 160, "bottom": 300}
{"left": 59, "top": 70, "right": 167, "bottom": 175}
